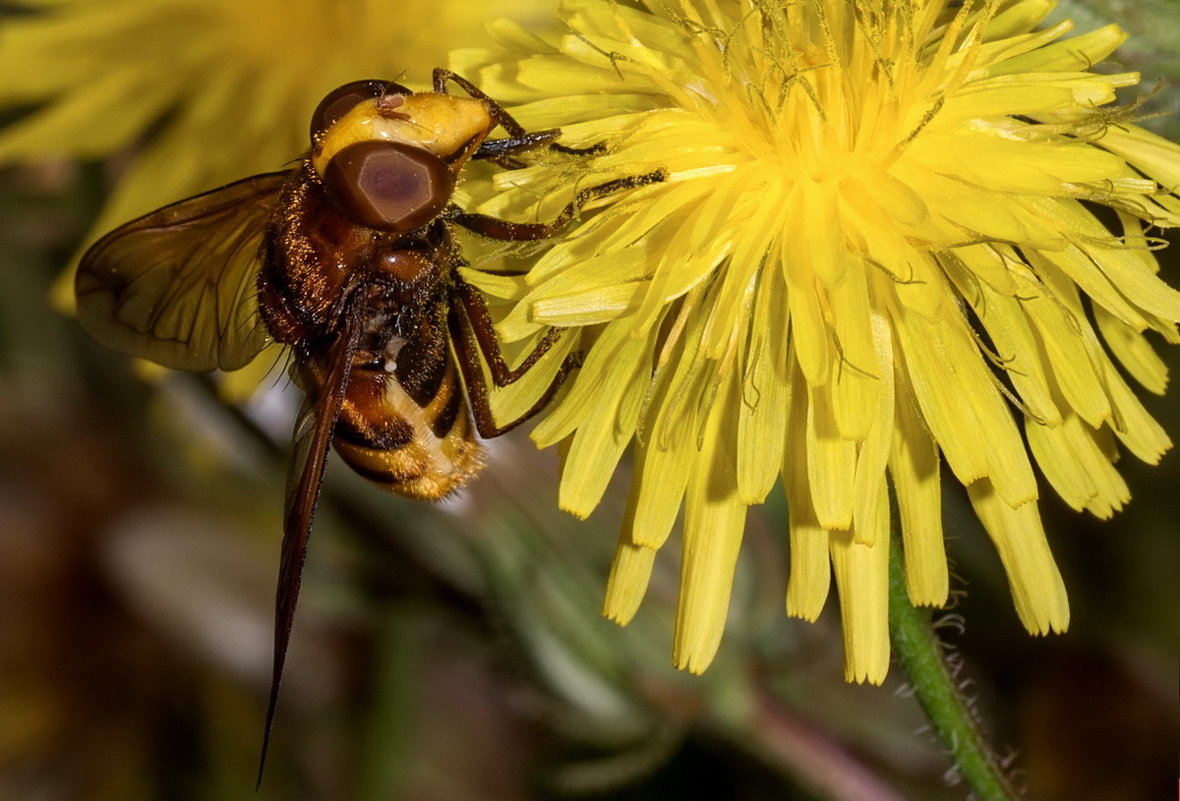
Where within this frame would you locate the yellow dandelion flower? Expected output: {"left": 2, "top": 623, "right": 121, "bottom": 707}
{"left": 0, "top": 0, "right": 552, "bottom": 315}
{"left": 453, "top": 0, "right": 1180, "bottom": 682}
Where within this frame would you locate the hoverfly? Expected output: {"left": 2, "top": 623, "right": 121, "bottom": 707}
{"left": 75, "top": 68, "right": 664, "bottom": 771}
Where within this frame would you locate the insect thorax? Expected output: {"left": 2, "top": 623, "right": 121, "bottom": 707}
{"left": 257, "top": 161, "right": 454, "bottom": 348}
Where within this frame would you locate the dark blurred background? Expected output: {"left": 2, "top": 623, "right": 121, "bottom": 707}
{"left": 1, "top": 2, "right": 1177, "bottom": 800}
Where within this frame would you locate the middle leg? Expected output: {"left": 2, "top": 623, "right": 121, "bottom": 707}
{"left": 448, "top": 277, "right": 582, "bottom": 438}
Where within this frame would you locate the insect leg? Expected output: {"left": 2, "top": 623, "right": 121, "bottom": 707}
{"left": 449, "top": 278, "right": 581, "bottom": 438}
{"left": 433, "top": 68, "right": 603, "bottom": 158}
{"left": 447, "top": 168, "right": 667, "bottom": 242}
{"left": 474, "top": 130, "right": 562, "bottom": 166}
{"left": 434, "top": 67, "right": 530, "bottom": 137}
{"left": 454, "top": 278, "right": 566, "bottom": 384}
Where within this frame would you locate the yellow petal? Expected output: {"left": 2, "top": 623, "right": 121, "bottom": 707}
{"left": 990, "top": 24, "right": 1126, "bottom": 75}
{"left": 737, "top": 269, "right": 790, "bottom": 504}
{"left": 532, "top": 319, "right": 641, "bottom": 447}
{"left": 1102, "top": 361, "right": 1173, "bottom": 465}
{"left": 701, "top": 181, "right": 783, "bottom": 359}
{"left": 1027, "top": 241, "right": 1148, "bottom": 332}
{"left": 980, "top": 0, "right": 1054, "bottom": 39}
{"left": 603, "top": 536, "right": 656, "bottom": 625}
{"left": 946, "top": 72, "right": 1136, "bottom": 121}
{"left": 839, "top": 185, "right": 944, "bottom": 317}
{"left": 1097, "top": 124, "right": 1180, "bottom": 193}
{"left": 806, "top": 383, "right": 856, "bottom": 531}
{"left": 1094, "top": 305, "right": 1169, "bottom": 395}
{"left": 628, "top": 441, "right": 692, "bottom": 552}
{"left": 1026, "top": 413, "right": 1129, "bottom": 519}
{"left": 784, "top": 265, "right": 832, "bottom": 386}
{"left": 0, "top": 73, "right": 168, "bottom": 160}
{"left": 895, "top": 163, "right": 1040, "bottom": 245}
{"left": 943, "top": 248, "right": 1062, "bottom": 426}
{"left": 798, "top": 179, "right": 849, "bottom": 286}
{"left": 889, "top": 367, "right": 947, "bottom": 607}
{"left": 557, "top": 363, "right": 646, "bottom": 518}
{"left": 784, "top": 359, "right": 831, "bottom": 621}
{"left": 851, "top": 313, "right": 895, "bottom": 547}
{"left": 1036, "top": 197, "right": 1180, "bottom": 324}
{"left": 947, "top": 242, "right": 1016, "bottom": 296}
{"left": 829, "top": 494, "right": 891, "bottom": 685}
{"left": 673, "top": 376, "right": 746, "bottom": 674}
{"left": 1017, "top": 258, "right": 1113, "bottom": 427}
{"left": 890, "top": 293, "right": 1038, "bottom": 507}
{"left": 967, "top": 481, "right": 1069, "bottom": 635}
{"left": 531, "top": 283, "right": 644, "bottom": 326}
{"left": 628, "top": 314, "right": 707, "bottom": 550}
{"left": 829, "top": 265, "right": 880, "bottom": 442}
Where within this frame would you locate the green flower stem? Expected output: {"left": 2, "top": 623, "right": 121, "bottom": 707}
{"left": 888, "top": 534, "right": 1022, "bottom": 801}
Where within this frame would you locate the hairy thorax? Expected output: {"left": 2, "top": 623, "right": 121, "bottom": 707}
{"left": 256, "top": 161, "right": 453, "bottom": 347}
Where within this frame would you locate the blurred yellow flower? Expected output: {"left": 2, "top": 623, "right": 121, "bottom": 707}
{"left": 0, "top": 0, "right": 552, "bottom": 311}
{"left": 454, "top": 0, "right": 1180, "bottom": 681}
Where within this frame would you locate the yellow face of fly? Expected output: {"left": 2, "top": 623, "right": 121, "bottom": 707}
{"left": 312, "top": 93, "right": 494, "bottom": 178}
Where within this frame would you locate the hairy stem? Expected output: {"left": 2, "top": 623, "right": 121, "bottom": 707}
{"left": 888, "top": 533, "right": 1023, "bottom": 801}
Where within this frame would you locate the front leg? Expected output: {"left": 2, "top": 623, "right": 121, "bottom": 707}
{"left": 473, "top": 129, "right": 599, "bottom": 169}
{"left": 433, "top": 68, "right": 605, "bottom": 160}
{"left": 446, "top": 169, "right": 667, "bottom": 242}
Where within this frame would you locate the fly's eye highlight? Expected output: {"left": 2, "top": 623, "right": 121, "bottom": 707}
{"left": 310, "top": 79, "right": 412, "bottom": 141}
{"left": 322, "top": 141, "right": 454, "bottom": 232}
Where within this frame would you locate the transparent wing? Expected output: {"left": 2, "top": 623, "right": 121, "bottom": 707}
{"left": 76, "top": 172, "right": 291, "bottom": 371}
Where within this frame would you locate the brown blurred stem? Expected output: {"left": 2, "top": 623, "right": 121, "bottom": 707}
{"left": 741, "top": 682, "right": 910, "bottom": 801}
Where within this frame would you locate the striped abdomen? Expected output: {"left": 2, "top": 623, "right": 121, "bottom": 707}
{"left": 331, "top": 357, "right": 484, "bottom": 500}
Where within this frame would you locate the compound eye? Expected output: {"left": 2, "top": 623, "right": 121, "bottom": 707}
{"left": 309, "top": 79, "right": 412, "bottom": 141}
{"left": 322, "top": 141, "right": 455, "bottom": 232}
